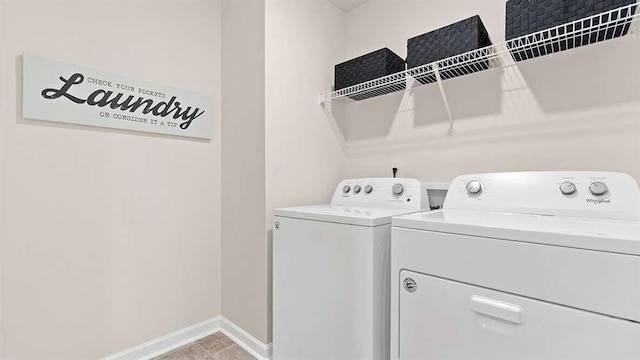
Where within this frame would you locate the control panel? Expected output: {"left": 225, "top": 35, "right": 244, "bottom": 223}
{"left": 331, "top": 178, "right": 432, "bottom": 210}
{"left": 444, "top": 172, "right": 640, "bottom": 221}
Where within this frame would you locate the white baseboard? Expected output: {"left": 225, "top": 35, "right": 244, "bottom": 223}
{"left": 101, "top": 316, "right": 272, "bottom": 360}
{"left": 219, "top": 317, "right": 272, "bottom": 360}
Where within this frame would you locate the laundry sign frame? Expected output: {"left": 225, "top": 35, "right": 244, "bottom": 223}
{"left": 22, "top": 53, "right": 213, "bottom": 139}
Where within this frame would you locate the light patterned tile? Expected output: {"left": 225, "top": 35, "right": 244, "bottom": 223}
{"left": 197, "top": 332, "right": 235, "bottom": 355}
{"left": 211, "top": 344, "right": 256, "bottom": 360}
{"left": 153, "top": 343, "right": 213, "bottom": 360}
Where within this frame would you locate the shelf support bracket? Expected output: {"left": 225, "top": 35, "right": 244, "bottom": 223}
{"left": 433, "top": 63, "right": 454, "bottom": 133}
{"left": 319, "top": 97, "right": 347, "bottom": 154}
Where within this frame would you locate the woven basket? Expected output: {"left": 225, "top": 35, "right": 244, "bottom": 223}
{"left": 334, "top": 48, "right": 406, "bottom": 101}
{"left": 506, "top": 0, "right": 638, "bottom": 61}
{"left": 407, "top": 16, "right": 492, "bottom": 84}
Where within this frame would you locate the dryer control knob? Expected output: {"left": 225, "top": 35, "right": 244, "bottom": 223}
{"left": 466, "top": 180, "right": 482, "bottom": 195}
{"left": 559, "top": 181, "right": 577, "bottom": 195}
{"left": 589, "top": 182, "right": 608, "bottom": 196}
{"left": 392, "top": 183, "right": 405, "bottom": 196}
{"left": 343, "top": 185, "right": 351, "bottom": 194}
{"left": 353, "top": 185, "right": 362, "bottom": 194}
{"left": 364, "top": 185, "right": 373, "bottom": 194}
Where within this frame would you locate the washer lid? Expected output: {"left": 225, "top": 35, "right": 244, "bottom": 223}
{"left": 393, "top": 209, "right": 640, "bottom": 256}
{"left": 274, "top": 204, "right": 420, "bottom": 227}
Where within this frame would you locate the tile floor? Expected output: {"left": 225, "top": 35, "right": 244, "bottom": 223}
{"left": 152, "top": 332, "right": 256, "bottom": 360}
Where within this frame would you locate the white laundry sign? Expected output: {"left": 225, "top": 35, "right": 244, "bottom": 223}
{"left": 22, "top": 53, "right": 213, "bottom": 139}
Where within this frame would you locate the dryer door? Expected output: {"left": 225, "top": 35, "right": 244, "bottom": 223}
{"left": 398, "top": 270, "right": 640, "bottom": 360}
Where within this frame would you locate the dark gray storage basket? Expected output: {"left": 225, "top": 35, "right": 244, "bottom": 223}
{"left": 506, "top": 0, "right": 638, "bottom": 61}
{"left": 334, "top": 48, "right": 406, "bottom": 101}
{"left": 407, "top": 15, "right": 492, "bottom": 84}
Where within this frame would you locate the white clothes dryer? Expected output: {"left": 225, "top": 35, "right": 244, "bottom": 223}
{"left": 391, "top": 172, "right": 640, "bottom": 360}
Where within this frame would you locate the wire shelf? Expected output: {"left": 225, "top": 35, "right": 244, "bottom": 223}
{"left": 321, "top": 3, "right": 639, "bottom": 104}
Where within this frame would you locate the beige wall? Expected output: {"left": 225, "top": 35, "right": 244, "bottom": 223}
{"left": 265, "top": 0, "right": 347, "bottom": 342}
{"left": 219, "top": 0, "right": 347, "bottom": 345}
{"left": 0, "top": 0, "right": 222, "bottom": 359}
{"left": 220, "top": 0, "right": 270, "bottom": 345}
{"left": 339, "top": 0, "right": 640, "bottom": 183}
{"left": 0, "top": 1, "right": 4, "bottom": 356}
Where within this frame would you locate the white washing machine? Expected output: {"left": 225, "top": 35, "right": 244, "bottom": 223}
{"left": 273, "top": 178, "right": 448, "bottom": 360}
{"left": 390, "top": 172, "right": 640, "bottom": 360}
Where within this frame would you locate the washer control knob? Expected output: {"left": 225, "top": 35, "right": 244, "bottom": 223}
{"left": 466, "top": 180, "right": 482, "bottom": 195}
{"left": 364, "top": 185, "right": 373, "bottom": 194}
{"left": 353, "top": 185, "right": 362, "bottom": 194}
{"left": 343, "top": 185, "right": 351, "bottom": 194}
{"left": 392, "top": 183, "right": 405, "bottom": 196}
{"left": 559, "top": 181, "right": 577, "bottom": 195}
{"left": 589, "top": 182, "right": 608, "bottom": 196}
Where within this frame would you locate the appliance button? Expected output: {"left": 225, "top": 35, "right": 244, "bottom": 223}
{"left": 466, "top": 180, "right": 483, "bottom": 195}
{"left": 353, "top": 185, "right": 362, "bottom": 194}
{"left": 343, "top": 185, "right": 351, "bottom": 194}
{"left": 364, "top": 185, "right": 373, "bottom": 194}
{"left": 589, "top": 182, "right": 608, "bottom": 196}
{"left": 392, "top": 183, "right": 405, "bottom": 196}
{"left": 559, "top": 181, "right": 577, "bottom": 195}
{"left": 403, "top": 278, "right": 417, "bottom": 293}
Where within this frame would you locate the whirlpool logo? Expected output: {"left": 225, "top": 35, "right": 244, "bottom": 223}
{"left": 586, "top": 198, "right": 610, "bottom": 205}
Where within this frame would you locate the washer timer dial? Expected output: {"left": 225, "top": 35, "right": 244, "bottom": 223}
{"left": 392, "top": 183, "right": 405, "bottom": 196}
